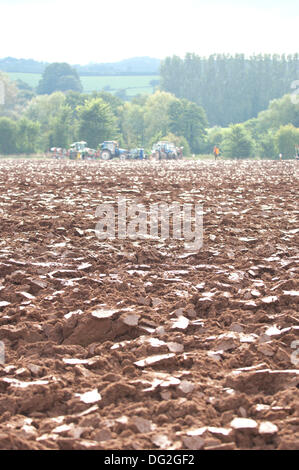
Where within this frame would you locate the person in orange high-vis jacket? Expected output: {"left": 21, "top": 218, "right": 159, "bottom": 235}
{"left": 213, "top": 145, "right": 220, "bottom": 160}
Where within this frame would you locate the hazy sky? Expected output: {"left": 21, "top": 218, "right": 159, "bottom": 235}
{"left": 1, "top": 0, "right": 298, "bottom": 64}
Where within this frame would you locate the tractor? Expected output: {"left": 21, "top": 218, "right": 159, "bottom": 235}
{"left": 99, "top": 141, "right": 128, "bottom": 160}
{"left": 50, "top": 147, "right": 67, "bottom": 159}
{"left": 126, "top": 148, "right": 146, "bottom": 160}
{"left": 68, "top": 141, "right": 89, "bottom": 160}
{"left": 151, "top": 141, "right": 182, "bottom": 160}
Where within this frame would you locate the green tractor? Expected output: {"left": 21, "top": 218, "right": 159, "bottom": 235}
{"left": 68, "top": 141, "right": 89, "bottom": 160}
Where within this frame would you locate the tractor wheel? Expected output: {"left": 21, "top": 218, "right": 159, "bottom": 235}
{"left": 101, "top": 150, "right": 111, "bottom": 160}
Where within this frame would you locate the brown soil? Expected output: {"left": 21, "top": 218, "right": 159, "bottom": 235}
{"left": 0, "top": 159, "right": 298, "bottom": 450}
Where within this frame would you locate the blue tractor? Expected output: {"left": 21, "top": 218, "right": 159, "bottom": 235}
{"left": 126, "top": 148, "right": 146, "bottom": 160}
{"left": 151, "top": 141, "right": 181, "bottom": 160}
{"left": 99, "top": 141, "right": 128, "bottom": 160}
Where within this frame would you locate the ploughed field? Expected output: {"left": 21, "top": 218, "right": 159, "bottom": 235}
{"left": 0, "top": 159, "right": 298, "bottom": 450}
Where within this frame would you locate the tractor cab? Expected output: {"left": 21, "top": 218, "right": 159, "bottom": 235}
{"left": 101, "top": 141, "right": 118, "bottom": 154}
{"left": 71, "top": 141, "right": 87, "bottom": 152}
{"left": 151, "top": 141, "right": 178, "bottom": 159}
{"left": 69, "top": 141, "right": 88, "bottom": 160}
{"left": 99, "top": 141, "right": 128, "bottom": 160}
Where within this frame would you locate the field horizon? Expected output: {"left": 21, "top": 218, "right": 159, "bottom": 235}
{"left": 6, "top": 71, "right": 159, "bottom": 97}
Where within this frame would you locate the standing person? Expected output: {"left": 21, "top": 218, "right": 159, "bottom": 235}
{"left": 213, "top": 145, "right": 220, "bottom": 161}
{"left": 279, "top": 153, "right": 283, "bottom": 161}
{"left": 213, "top": 146, "right": 217, "bottom": 159}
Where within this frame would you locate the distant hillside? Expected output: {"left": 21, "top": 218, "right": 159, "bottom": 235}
{"left": 75, "top": 57, "right": 161, "bottom": 75}
{"left": 0, "top": 57, "right": 47, "bottom": 73}
{"left": 0, "top": 57, "right": 161, "bottom": 75}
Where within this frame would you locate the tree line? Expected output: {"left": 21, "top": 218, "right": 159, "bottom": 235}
{"left": 0, "top": 56, "right": 298, "bottom": 158}
{"left": 0, "top": 70, "right": 207, "bottom": 155}
{"left": 160, "top": 53, "right": 299, "bottom": 127}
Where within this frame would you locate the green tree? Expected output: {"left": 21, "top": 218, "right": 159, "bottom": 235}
{"left": 144, "top": 91, "right": 178, "bottom": 144}
{"left": 25, "top": 92, "right": 73, "bottom": 149}
{"left": 275, "top": 124, "right": 299, "bottom": 158}
{"left": 65, "top": 90, "right": 89, "bottom": 120}
{"left": 25, "top": 92, "right": 67, "bottom": 128}
{"left": 15, "top": 79, "right": 36, "bottom": 108}
{"left": 0, "top": 72, "right": 18, "bottom": 116}
{"left": 115, "top": 89, "right": 128, "bottom": 101}
{"left": 169, "top": 98, "right": 208, "bottom": 153}
{"left": 16, "top": 118, "right": 40, "bottom": 154}
{"left": 255, "top": 94, "right": 299, "bottom": 132}
{"left": 131, "top": 94, "right": 148, "bottom": 106}
{"left": 76, "top": 98, "right": 118, "bottom": 148}
{"left": 120, "top": 102, "right": 145, "bottom": 148}
{"left": 222, "top": 124, "right": 254, "bottom": 159}
{"left": 48, "top": 105, "right": 74, "bottom": 149}
{"left": 160, "top": 53, "right": 299, "bottom": 127}
{"left": 0, "top": 117, "right": 17, "bottom": 154}
{"left": 91, "top": 91, "right": 123, "bottom": 114}
{"left": 37, "top": 63, "right": 83, "bottom": 95}
{"left": 204, "top": 126, "right": 227, "bottom": 154}
{"left": 150, "top": 79, "right": 160, "bottom": 91}
{"left": 160, "top": 132, "right": 190, "bottom": 156}
{"left": 257, "top": 132, "right": 278, "bottom": 159}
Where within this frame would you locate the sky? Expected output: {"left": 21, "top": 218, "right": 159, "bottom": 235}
{"left": 0, "top": 0, "right": 298, "bottom": 64}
